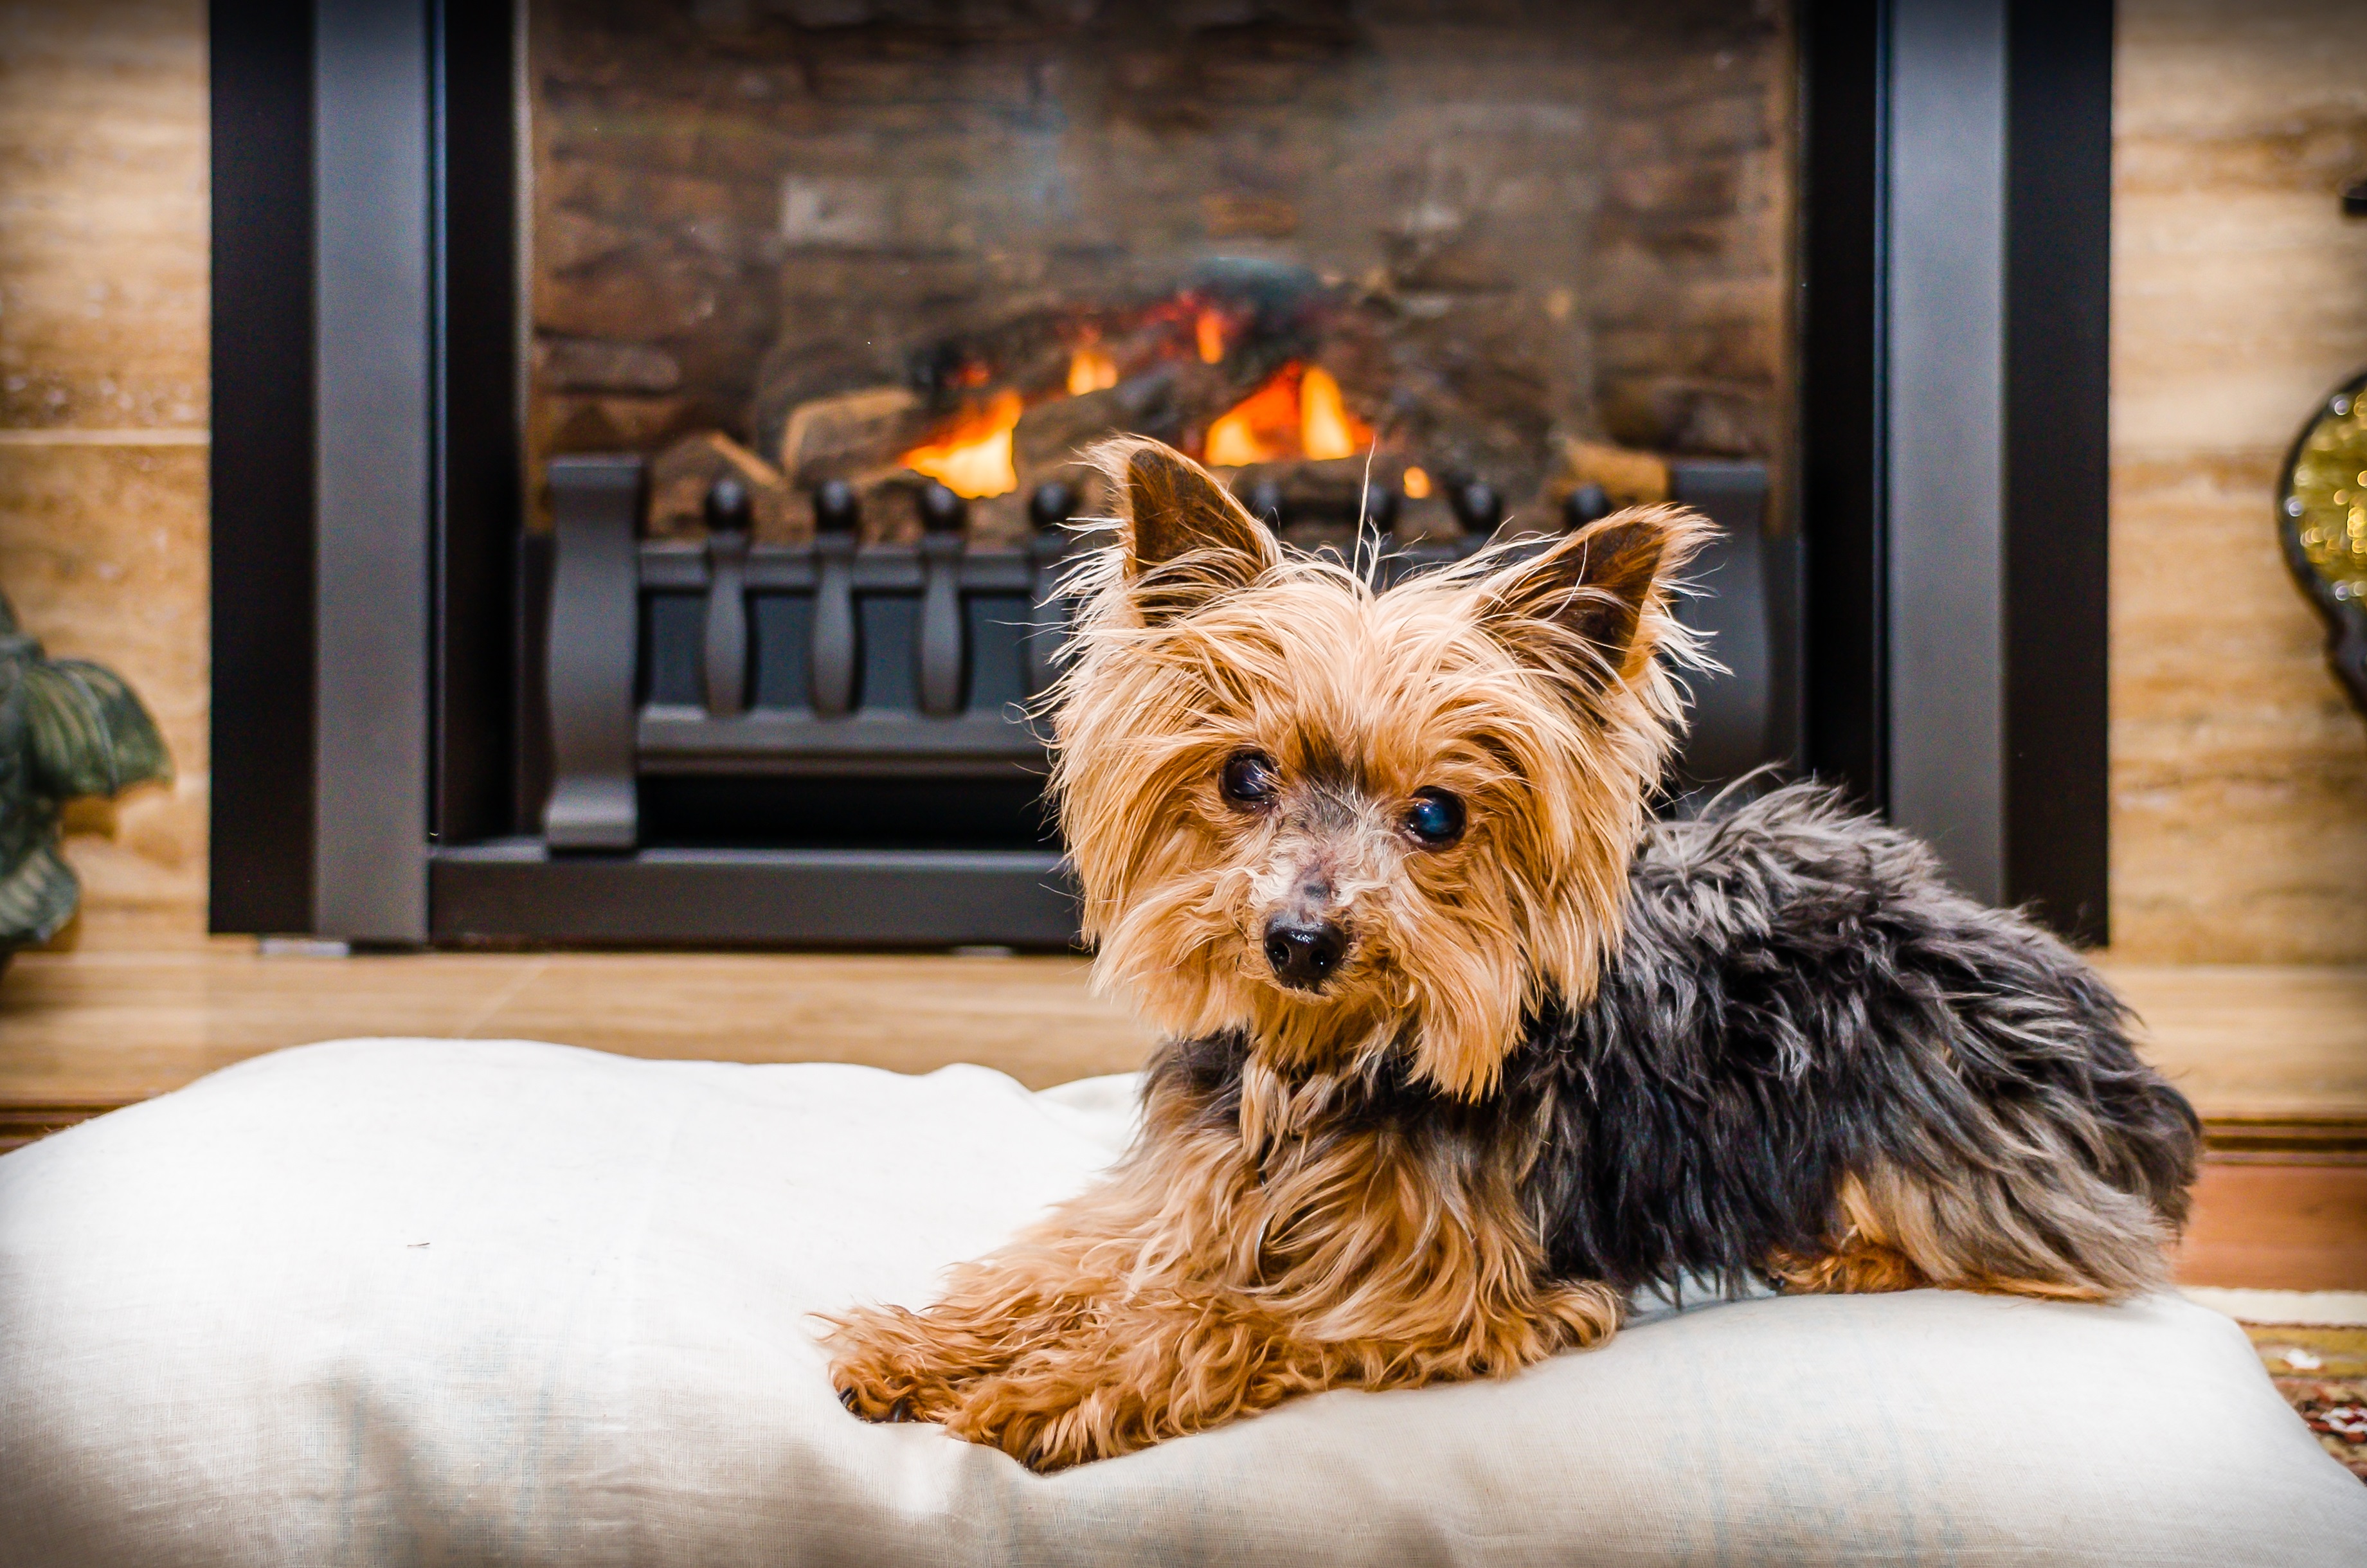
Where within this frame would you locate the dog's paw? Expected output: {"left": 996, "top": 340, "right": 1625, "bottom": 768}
{"left": 829, "top": 1355, "right": 924, "bottom": 1424}
{"left": 820, "top": 1310, "right": 973, "bottom": 1427}
{"left": 945, "top": 1369, "right": 1130, "bottom": 1472}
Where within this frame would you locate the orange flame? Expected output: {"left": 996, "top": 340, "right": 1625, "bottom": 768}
{"left": 1195, "top": 308, "right": 1227, "bottom": 365}
{"left": 1067, "top": 343, "right": 1119, "bottom": 396}
{"left": 1203, "top": 362, "right": 1372, "bottom": 469}
{"left": 902, "top": 388, "right": 1023, "bottom": 498}
{"left": 1401, "top": 465, "right": 1431, "bottom": 499}
{"left": 1298, "top": 366, "right": 1369, "bottom": 462}
{"left": 1204, "top": 365, "right": 1303, "bottom": 467}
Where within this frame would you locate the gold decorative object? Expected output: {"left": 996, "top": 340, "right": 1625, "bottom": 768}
{"left": 2279, "top": 372, "right": 2367, "bottom": 715}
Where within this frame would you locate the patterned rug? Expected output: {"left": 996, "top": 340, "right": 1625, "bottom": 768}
{"left": 2243, "top": 1323, "right": 2367, "bottom": 1481}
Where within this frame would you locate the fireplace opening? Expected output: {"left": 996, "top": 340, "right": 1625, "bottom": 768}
{"left": 474, "top": 0, "right": 1801, "bottom": 938}
{"left": 528, "top": 2, "right": 1793, "bottom": 548}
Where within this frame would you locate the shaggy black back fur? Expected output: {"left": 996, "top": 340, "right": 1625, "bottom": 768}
{"left": 1513, "top": 783, "right": 2199, "bottom": 1297}
{"left": 1151, "top": 783, "right": 2200, "bottom": 1301}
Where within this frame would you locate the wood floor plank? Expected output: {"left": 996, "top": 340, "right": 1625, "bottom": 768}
{"left": 0, "top": 939, "right": 1153, "bottom": 1101}
{"left": 470, "top": 951, "right": 1156, "bottom": 1086}
{"left": 0, "top": 944, "right": 546, "bottom": 1101}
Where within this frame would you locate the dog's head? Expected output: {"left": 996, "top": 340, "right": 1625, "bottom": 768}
{"left": 1049, "top": 437, "right": 1709, "bottom": 1099}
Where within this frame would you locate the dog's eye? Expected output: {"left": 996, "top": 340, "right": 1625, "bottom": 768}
{"left": 1405, "top": 789, "right": 1466, "bottom": 847}
{"left": 1219, "top": 751, "right": 1279, "bottom": 807}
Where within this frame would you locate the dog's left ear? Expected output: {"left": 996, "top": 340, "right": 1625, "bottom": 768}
{"left": 1477, "top": 504, "right": 1713, "bottom": 689}
{"left": 1091, "top": 436, "right": 1281, "bottom": 625}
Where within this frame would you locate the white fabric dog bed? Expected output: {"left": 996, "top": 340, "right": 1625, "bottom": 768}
{"left": 1, "top": 1039, "right": 2360, "bottom": 1566}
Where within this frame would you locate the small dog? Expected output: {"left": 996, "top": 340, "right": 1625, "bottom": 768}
{"left": 825, "top": 437, "right": 2199, "bottom": 1472}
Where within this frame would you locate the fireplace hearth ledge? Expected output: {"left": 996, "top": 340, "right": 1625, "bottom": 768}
{"left": 429, "top": 843, "right": 1079, "bottom": 950}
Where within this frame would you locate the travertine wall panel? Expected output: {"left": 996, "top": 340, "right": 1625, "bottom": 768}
{"left": 0, "top": 0, "right": 210, "bottom": 939}
{"left": 2110, "top": 0, "right": 2367, "bottom": 960}
{"left": 0, "top": 446, "right": 209, "bottom": 925}
{"left": 0, "top": 3, "right": 208, "bottom": 432}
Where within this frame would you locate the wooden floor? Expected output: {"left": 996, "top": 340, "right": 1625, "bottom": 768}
{"left": 3, "top": 926, "right": 2361, "bottom": 1288}
{"left": 0, "top": 940, "right": 1155, "bottom": 1104}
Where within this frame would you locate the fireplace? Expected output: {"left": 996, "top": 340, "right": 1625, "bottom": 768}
{"left": 525, "top": 5, "right": 1794, "bottom": 531}
{"left": 207, "top": 1, "right": 2115, "bottom": 948}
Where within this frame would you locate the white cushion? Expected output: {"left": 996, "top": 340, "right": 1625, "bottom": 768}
{"left": 0, "top": 1038, "right": 2358, "bottom": 1566}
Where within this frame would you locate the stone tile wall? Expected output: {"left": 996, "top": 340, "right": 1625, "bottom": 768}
{"left": 0, "top": 0, "right": 210, "bottom": 942}
{"left": 1584, "top": 18, "right": 1792, "bottom": 465}
{"left": 2110, "top": 0, "right": 2367, "bottom": 960}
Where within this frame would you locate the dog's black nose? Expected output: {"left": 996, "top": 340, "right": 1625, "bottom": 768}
{"left": 1263, "top": 915, "right": 1349, "bottom": 991}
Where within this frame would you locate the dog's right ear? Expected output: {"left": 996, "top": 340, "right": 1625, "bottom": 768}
{"left": 1091, "top": 436, "right": 1280, "bottom": 625}
{"left": 1475, "top": 503, "right": 1712, "bottom": 692}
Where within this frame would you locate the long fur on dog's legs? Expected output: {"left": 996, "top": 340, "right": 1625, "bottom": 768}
{"left": 825, "top": 1058, "right": 1623, "bottom": 1471}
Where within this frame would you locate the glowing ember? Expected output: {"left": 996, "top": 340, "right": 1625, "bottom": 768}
{"left": 1067, "top": 343, "right": 1119, "bottom": 396}
{"left": 1195, "top": 308, "right": 1227, "bottom": 365}
{"left": 1203, "top": 362, "right": 1372, "bottom": 469}
{"left": 902, "top": 388, "right": 1023, "bottom": 498}
{"left": 1401, "top": 465, "right": 1432, "bottom": 499}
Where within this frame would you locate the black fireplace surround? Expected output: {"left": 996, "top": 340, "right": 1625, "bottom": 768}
{"left": 210, "top": 1, "right": 2114, "bottom": 950}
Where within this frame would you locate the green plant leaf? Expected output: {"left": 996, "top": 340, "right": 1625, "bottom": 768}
{"left": 0, "top": 835, "right": 78, "bottom": 948}
{"left": 22, "top": 659, "right": 172, "bottom": 800}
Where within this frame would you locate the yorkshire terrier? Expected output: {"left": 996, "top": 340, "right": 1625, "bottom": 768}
{"left": 824, "top": 437, "right": 2200, "bottom": 1472}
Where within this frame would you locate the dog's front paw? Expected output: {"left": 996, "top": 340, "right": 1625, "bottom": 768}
{"left": 939, "top": 1305, "right": 1234, "bottom": 1471}
{"left": 944, "top": 1362, "right": 1132, "bottom": 1472}
{"left": 821, "top": 1306, "right": 975, "bottom": 1426}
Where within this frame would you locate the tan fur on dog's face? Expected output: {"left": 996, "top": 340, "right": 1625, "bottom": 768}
{"left": 1049, "top": 438, "right": 1710, "bottom": 1099}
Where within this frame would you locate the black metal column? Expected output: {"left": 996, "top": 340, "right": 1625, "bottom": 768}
{"left": 2003, "top": 0, "right": 2114, "bottom": 943}
{"left": 1798, "top": 0, "right": 1889, "bottom": 816}
{"left": 210, "top": 0, "right": 318, "bottom": 934}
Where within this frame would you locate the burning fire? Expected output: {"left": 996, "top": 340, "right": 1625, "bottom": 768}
{"left": 901, "top": 388, "right": 1023, "bottom": 498}
{"left": 1067, "top": 343, "right": 1119, "bottom": 396}
{"left": 895, "top": 303, "right": 1372, "bottom": 502}
{"left": 1401, "top": 465, "right": 1431, "bottom": 499}
{"left": 1203, "top": 362, "right": 1372, "bottom": 468}
{"left": 1299, "top": 366, "right": 1366, "bottom": 463}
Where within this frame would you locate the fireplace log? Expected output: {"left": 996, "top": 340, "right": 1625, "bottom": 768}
{"left": 1014, "top": 375, "right": 1176, "bottom": 475}
{"left": 1549, "top": 437, "right": 1671, "bottom": 510}
{"left": 647, "top": 431, "right": 796, "bottom": 541}
{"left": 777, "top": 385, "right": 929, "bottom": 489}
